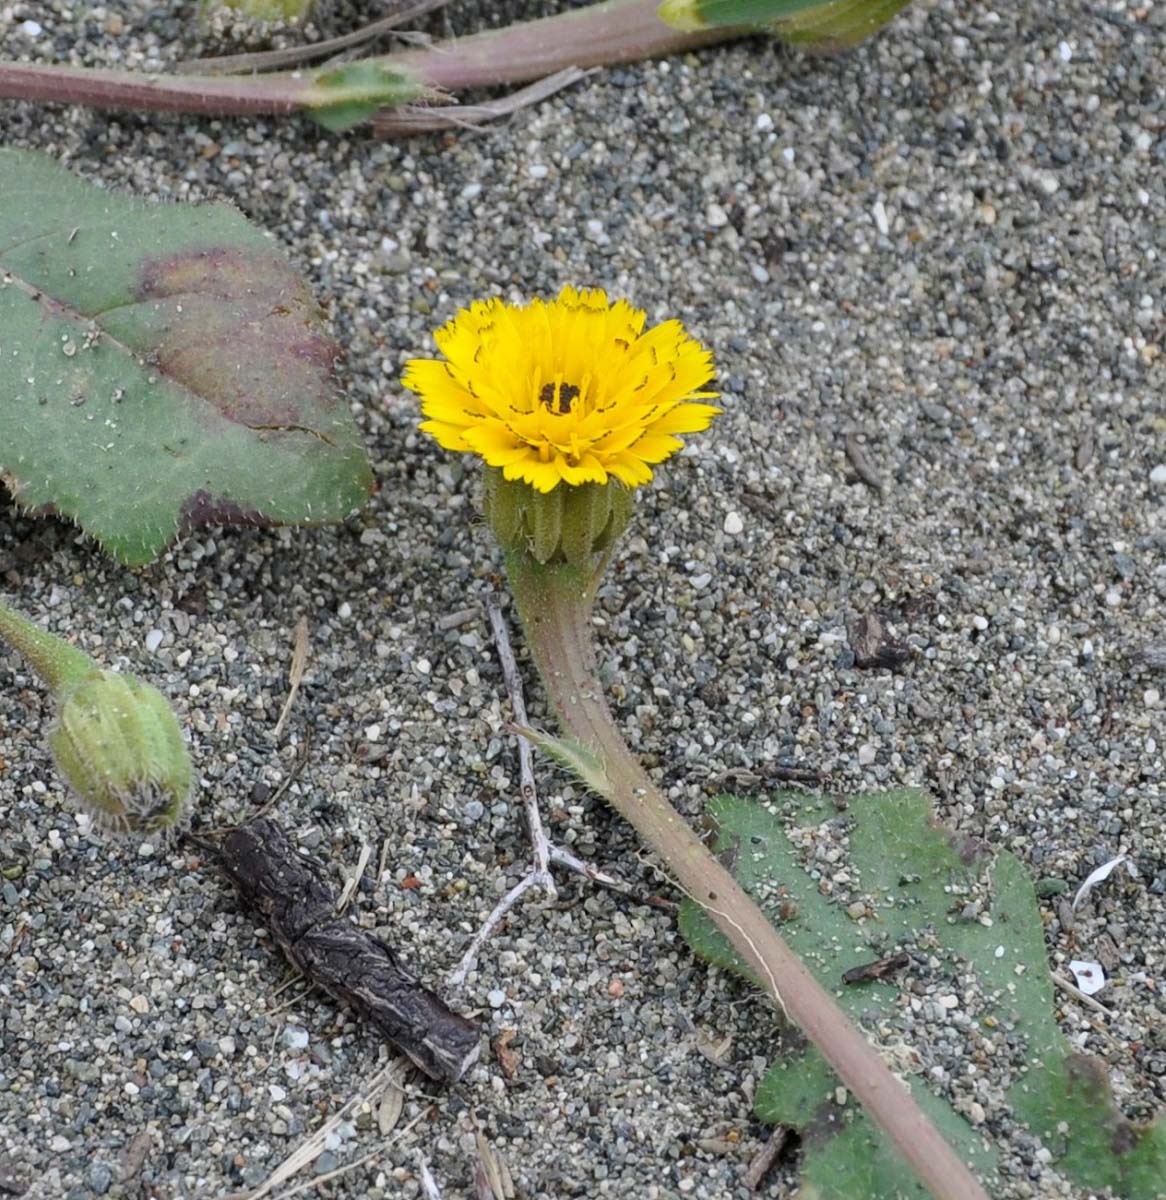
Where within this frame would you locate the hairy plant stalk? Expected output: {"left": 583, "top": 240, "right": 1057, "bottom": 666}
{"left": 0, "top": 0, "right": 732, "bottom": 119}
{"left": 504, "top": 552, "right": 989, "bottom": 1200}
{"left": 379, "top": 0, "right": 736, "bottom": 90}
{"left": 0, "top": 60, "right": 421, "bottom": 120}
{"left": 0, "top": 599, "right": 92, "bottom": 693}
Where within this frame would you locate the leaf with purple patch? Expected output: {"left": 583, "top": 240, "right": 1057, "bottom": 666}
{"left": 0, "top": 148, "right": 373, "bottom": 564}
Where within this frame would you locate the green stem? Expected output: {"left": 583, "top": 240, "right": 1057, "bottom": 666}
{"left": 505, "top": 551, "right": 989, "bottom": 1200}
{"left": 0, "top": 599, "right": 95, "bottom": 694}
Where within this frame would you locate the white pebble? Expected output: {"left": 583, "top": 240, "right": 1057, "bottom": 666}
{"left": 1104, "top": 588, "right": 1122, "bottom": 607}
{"left": 487, "top": 989, "right": 506, "bottom": 1009}
{"left": 755, "top": 113, "right": 774, "bottom": 132}
{"left": 144, "top": 629, "right": 164, "bottom": 653}
{"left": 283, "top": 1025, "right": 310, "bottom": 1051}
{"left": 750, "top": 263, "right": 770, "bottom": 284}
{"left": 972, "top": 614, "right": 989, "bottom": 631}
{"left": 691, "top": 573, "right": 712, "bottom": 590}
{"left": 706, "top": 203, "right": 729, "bottom": 229}
{"left": 1149, "top": 464, "right": 1166, "bottom": 486}
{"left": 365, "top": 724, "right": 382, "bottom": 742}
{"left": 858, "top": 744, "right": 877, "bottom": 766}
{"left": 1145, "top": 689, "right": 1161, "bottom": 708}
{"left": 872, "top": 200, "right": 889, "bottom": 236}
{"left": 1058, "top": 40, "right": 1072, "bottom": 62}
{"left": 782, "top": 147, "right": 796, "bottom": 163}
{"left": 459, "top": 183, "right": 482, "bottom": 201}
{"left": 528, "top": 163, "right": 549, "bottom": 179}
{"left": 337, "top": 601, "right": 352, "bottom": 619}
{"left": 723, "top": 511, "right": 744, "bottom": 536}
{"left": 20, "top": 19, "right": 43, "bottom": 37}
{"left": 270, "top": 1084, "right": 287, "bottom": 1102}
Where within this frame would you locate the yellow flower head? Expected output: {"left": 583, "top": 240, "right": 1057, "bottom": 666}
{"left": 404, "top": 286, "right": 721, "bottom": 493}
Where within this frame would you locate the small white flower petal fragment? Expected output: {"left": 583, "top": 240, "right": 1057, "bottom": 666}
{"left": 1068, "top": 960, "right": 1107, "bottom": 996}
{"left": 1071, "top": 853, "right": 1140, "bottom": 912}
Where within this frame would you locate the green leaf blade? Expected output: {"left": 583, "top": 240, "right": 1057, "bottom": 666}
{"left": 0, "top": 149, "right": 373, "bottom": 564}
{"left": 681, "top": 790, "right": 1165, "bottom": 1198}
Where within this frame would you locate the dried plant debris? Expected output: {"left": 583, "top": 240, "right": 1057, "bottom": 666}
{"left": 219, "top": 816, "right": 481, "bottom": 1083}
{"left": 845, "top": 612, "right": 913, "bottom": 671}
{"left": 681, "top": 790, "right": 1166, "bottom": 1198}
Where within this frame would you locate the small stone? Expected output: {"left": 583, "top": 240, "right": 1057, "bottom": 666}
{"left": 337, "top": 602, "right": 352, "bottom": 619}
{"left": 129, "top": 994, "right": 149, "bottom": 1014}
{"left": 144, "top": 629, "right": 164, "bottom": 653}
{"left": 858, "top": 745, "right": 877, "bottom": 766}
{"left": 282, "top": 1026, "right": 310, "bottom": 1051}
{"left": 691, "top": 573, "right": 712, "bottom": 590}
{"left": 528, "top": 163, "right": 549, "bottom": 179}
{"left": 218, "top": 1036, "right": 237, "bottom": 1057}
{"left": 487, "top": 989, "right": 506, "bottom": 1009}
{"left": 20, "top": 19, "right": 43, "bottom": 37}
{"left": 87, "top": 1164, "right": 113, "bottom": 1195}
{"left": 706, "top": 203, "right": 729, "bottom": 229}
{"left": 972, "top": 615, "right": 989, "bottom": 631}
{"left": 749, "top": 263, "right": 770, "bottom": 284}
{"left": 314, "top": 1152, "right": 338, "bottom": 1175}
{"left": 50, "top": 1135, "right": 71, "bottom": 1152}
{"left": 1150, "top": 464, "right": 1166, "bottom": 487}
{"left": 723, "top": 511, "right": 744, "bottom": 536}
{"left": 755, "top": 113, "right": 773, "bottom": 132}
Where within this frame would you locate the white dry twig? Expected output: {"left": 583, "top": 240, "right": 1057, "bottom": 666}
{"left": 447, "top": 602, "right": 630, "bottom": 987}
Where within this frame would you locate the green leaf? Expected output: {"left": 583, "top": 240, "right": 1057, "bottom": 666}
{"left": 680, "top": 790, "right": 1165, "bottom": 1197}
{"left": 0, "top": 148, "right": 373, "bottom": 564}
{"left": 657, "top": 0, "right": 912, "bottom": 47}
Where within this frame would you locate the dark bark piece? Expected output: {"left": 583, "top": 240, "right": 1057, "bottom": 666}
{"left": 846, "top": 612, "right": 913, "bottom": 671}
{"left": 841, "top": 950, "right": 911, "bottom": 985}
{"left": 220, "top": 816, "right": 481, "bottom": 1084}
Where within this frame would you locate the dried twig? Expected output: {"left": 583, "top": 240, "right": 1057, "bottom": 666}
{"left": 742, "top": 1125, "right": 791, "bottom": 1190}
{"left": 448, "top": 601, "right": 632, "bottom": 986}
{"left": 237, "top": 1059, "right": 422, "bottom": 1200}
{"left": 181, "top": 0, "right": 452, "bottom": 74}
{"left": 273, "top": 616, "right": 310, "bottom": 740}
{"left": 844, "top": 430, "right": 884, "bottom": 491}
{"left": 222, "top": 816, "right": 481, "bottom": 1082}
{"left": 372, "top": 68, "right": 590, "bottom": 136}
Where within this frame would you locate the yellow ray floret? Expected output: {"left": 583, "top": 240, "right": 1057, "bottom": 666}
{"left": 403, "top": 286, "right": 721, "bottom": 492}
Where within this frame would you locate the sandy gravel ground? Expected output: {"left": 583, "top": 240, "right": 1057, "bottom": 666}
{"left": 0, "top": 1, "right": 1163, "bottom": 1197}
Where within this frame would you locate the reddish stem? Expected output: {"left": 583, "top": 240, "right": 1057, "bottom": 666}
{"left": 505, "top": 552, "right": 990, "bottom": 1200}
{"left": 380, "top": 0, "right": 733, "bottom": 90}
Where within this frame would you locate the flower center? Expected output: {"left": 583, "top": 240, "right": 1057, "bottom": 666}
{"left": 539, "top": 380, "right": 581, "bottom": 415}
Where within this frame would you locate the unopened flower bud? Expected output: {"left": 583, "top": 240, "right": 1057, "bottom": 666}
{"left": 48, "top": 669, "right": 193, "bottom": 837}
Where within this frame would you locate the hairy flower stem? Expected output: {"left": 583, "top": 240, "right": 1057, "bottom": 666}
{"left": 381, "top": 0, "right": 736, "bottom": 90}
{"left": 0, "top": 600, "right": 93, "bottom": 694}
{"left": 0, "top": 0, "right": 732, "bottom": 120}
{"left": 504, "top": 552, "right": 988, "bottom": 1200}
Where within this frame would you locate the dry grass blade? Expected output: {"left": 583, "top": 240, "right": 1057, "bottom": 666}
{"left": 273, "top": 616, "right": 310, "bottom": 740}
{"left": 336, "top": 840, "right": 373, "bottom": 915}
{"left": 371, "top": 68, "right": 590, "bottom": 136}
{"left": 377, "top": 1058, "right": 411, "bottom": 1136}
{"left": 238, "top": 1058, "right": 407, "bottom": 1200}
{"left": 180, "top": 0, "right": 452, "bottom": 74}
